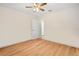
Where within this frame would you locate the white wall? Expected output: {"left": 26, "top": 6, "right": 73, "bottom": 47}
{"left": 0, "top": 7, "right": 33, "bottom": 48}
{"left": 42, "top": 7, "right": 79, "bottom": 48}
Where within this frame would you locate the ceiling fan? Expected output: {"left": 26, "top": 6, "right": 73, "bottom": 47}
{"left": 25, "top": 3, "right": 47, "bottom": 12}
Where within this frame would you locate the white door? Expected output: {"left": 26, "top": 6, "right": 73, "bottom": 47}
{"left": 32, "top": 19, "right": 41, "bottom": 38}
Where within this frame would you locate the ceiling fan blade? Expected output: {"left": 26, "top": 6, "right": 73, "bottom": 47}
{"left": 40, "top": 3, "right": 47, "bottom": 6}
{"left": 25, "top": 6, "right": 33, "bottom": 8}
{"left": 40, "top": 8, "right": 45, "bottom": 11}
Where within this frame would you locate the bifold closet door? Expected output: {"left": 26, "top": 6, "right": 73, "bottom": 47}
{"left": 32, "top": 18, "right": 44, "bottom": 39}
{"left": 42, "top": 6, "right": 79, "bottom": 48}
{"left": 32, "top": 19, "right": 41, "bottom": 38}
{"left": 0, "top": 7, "right": 32, "bottom": 48}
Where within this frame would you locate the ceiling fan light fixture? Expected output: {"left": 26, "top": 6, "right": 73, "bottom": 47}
{"left": 33, "top": 8, "right": 40, "bottom": 12}
{"left": 26, "top": 3, "right": 47, "bottom": 12}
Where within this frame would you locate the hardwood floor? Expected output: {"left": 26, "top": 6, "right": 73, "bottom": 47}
{"left": 0, "top": 38, "right": 79, "bottom": 56}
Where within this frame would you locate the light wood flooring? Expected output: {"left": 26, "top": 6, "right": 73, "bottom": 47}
{"left": 0, "top": 38, "right": 79, "bottom": 56}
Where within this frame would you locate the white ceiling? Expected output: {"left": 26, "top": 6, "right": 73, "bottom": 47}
{"left": 0, "top": 3, "right": 79, "bottom": 17}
